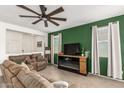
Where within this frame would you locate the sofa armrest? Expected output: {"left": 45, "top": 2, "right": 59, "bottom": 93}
{"left": 52, "top": 81, "right": 68, "bottom": 88}
{"left": 39, "top": 58, "right": 48, "bottom": 63}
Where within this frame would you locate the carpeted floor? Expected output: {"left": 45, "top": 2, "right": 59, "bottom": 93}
{"left": 1, "top": 65, "right": 124, "bottom": 88}
{"left": 38, "top": 65, "right": 124, "bottom": 88}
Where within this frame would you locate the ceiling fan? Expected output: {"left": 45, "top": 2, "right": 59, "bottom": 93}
{"left": 16, "top": 5, "right": 67, "bottom": 27}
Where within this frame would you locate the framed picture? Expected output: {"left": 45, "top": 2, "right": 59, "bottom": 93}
{"left": 37, "top": 41, "right": 42, "bottom": 47}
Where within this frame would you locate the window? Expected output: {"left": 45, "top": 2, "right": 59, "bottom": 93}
{"left": 97, "top": 26, "right": 109, "bottom": 57}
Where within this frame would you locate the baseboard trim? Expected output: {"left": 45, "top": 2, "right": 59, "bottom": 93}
{"left": 48, "top": 63, "right": 58, "bottom": 67}
{"left": 52, "top": 64, "right": 58, "bottom": 67}
{"left": 88, "top": 73, "right": 124, "bottom": 83}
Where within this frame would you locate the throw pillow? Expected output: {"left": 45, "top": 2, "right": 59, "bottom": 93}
{"left": 31, "top": 58, "right": 36, "bottom": 63}
{"left": 24, "top": 56, "right": 31, "bottom": 64}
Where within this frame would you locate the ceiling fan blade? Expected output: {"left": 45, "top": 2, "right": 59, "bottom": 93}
{"left": 48, "top": 19, "right": 59, "bottom": 26}
{"left": 47, "top": 7, "right": 64, "bottom": 17}
{"left": 17, "top": 5, "right": 41, "bottom": 16}
{"left": 44, "top": 20, "right": 48, "bottom": 27}
{"left": 49, "top": 17, "right": 67, "bottom": 21}
{"left": 32, "top": 19, "right": 42, "bottom": 24}
{"left": 39, "top": 5, "right": 46, "bottom": 15}
{"left": 19, "top": 15, "right": 40, "bottom": 18}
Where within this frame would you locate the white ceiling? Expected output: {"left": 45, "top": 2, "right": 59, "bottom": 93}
{"left": 0, "top": 5, "right": 124, "bottom": 33}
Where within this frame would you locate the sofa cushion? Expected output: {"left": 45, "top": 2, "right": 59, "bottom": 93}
{"left": 24, "top": 56, "right": 31, "bottom": 64}
{"left": 31, "top": 62, "right": 37, "bottom": 70}
{"left": 8, "top": 63, "right": 29, "bottom": 76}
{"left": 37, "top": 62, "right": 47, "bottom": 71}
{"left": 0, "top": 65, "right": 5, "bottom": 76}
{"left": 12, "top": 77, "right": 24, "bottom": 88}
{"left": 21, "top": 62, "right": 30, "bottom": 71}
{"left": 4, "top": 69, "right": 14, "bottom": 87}
{"left": 17, "top": 69, "right": 53, "bottom": 88}
{"left": 37, "top": 61, "right": 47, "bottom": 67}
{"left": 0, "top": 65, "right": 7, "bottom": 82}
{"left": 31, "top": 58, "right": 37, "bottom": 63}
{"left": 37, "top": 55, "right": 44, "bottom": 62}
{"left": 9, "top": 55, "right": 29, "bottom": 64}
{"left": 3, "top": 60, "right": 16, "bottom": 68}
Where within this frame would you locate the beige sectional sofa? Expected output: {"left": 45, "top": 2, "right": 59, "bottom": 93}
{"left": 0, "top": 60, "right": 55, "bottom": 88}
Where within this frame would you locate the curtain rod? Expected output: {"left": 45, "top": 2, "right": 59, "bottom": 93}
{"left": 91, "top": 21, "right": 119, "bottom": 29}
{"left": 90, "top": 25, "right": 108, "bottom": 29}
{"left": 97, "top": 25, "right": 108, "bottom": 28}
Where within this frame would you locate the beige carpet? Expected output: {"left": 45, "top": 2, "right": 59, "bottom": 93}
{"left": 38, "top": 65, "right": 124, "bottom": 88}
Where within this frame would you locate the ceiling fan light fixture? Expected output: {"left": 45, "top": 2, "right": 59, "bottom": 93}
{"left": 42, "top": 17, "right": 47, "bottom": 21}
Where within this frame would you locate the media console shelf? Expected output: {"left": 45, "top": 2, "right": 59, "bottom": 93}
{"left": 58, "top": 55, "right": 87, "bottom": 75}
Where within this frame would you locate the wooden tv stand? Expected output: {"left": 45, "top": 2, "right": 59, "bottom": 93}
{"left": 58, "top": 54, "right": 87, "bottom": 75}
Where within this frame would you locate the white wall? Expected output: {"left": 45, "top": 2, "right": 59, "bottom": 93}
{"left": 0, "top": 21, "right": 48, "bottom": 63}
{"left": 0, "top": 23, "right": 6, "bottom": 64}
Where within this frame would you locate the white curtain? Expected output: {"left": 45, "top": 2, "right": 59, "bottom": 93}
{"left": 58, "top": 33, "right": 62, "bottom": 53}
{"left": 108, "top": 21, "right": 122, "bottom": 79}
{"left": 51, "top": 34, "right": 54, "bottom": 64}
{"left": 92, "top": 26, "right": 100, "bottom": 74}
{"left": 50, "top": 33, "right": 62, "bottom": 64}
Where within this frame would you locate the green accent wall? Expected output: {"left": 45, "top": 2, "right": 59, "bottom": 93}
{"left": 54, "top": 54, "right": 58, "bottom": 64}
{"left": 100, "top": 57, "right": 108, "bottom": 76}
{"left": 48, "top": 14, "right": 124, "bottom": 80}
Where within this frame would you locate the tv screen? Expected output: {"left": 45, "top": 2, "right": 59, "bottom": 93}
{"left": 64, "top": 43, "right": 80, "bottom": 55}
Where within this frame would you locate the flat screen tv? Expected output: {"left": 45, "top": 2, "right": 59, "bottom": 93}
{"left": 64, "top": 43, "right": 80, "bottom": 55}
